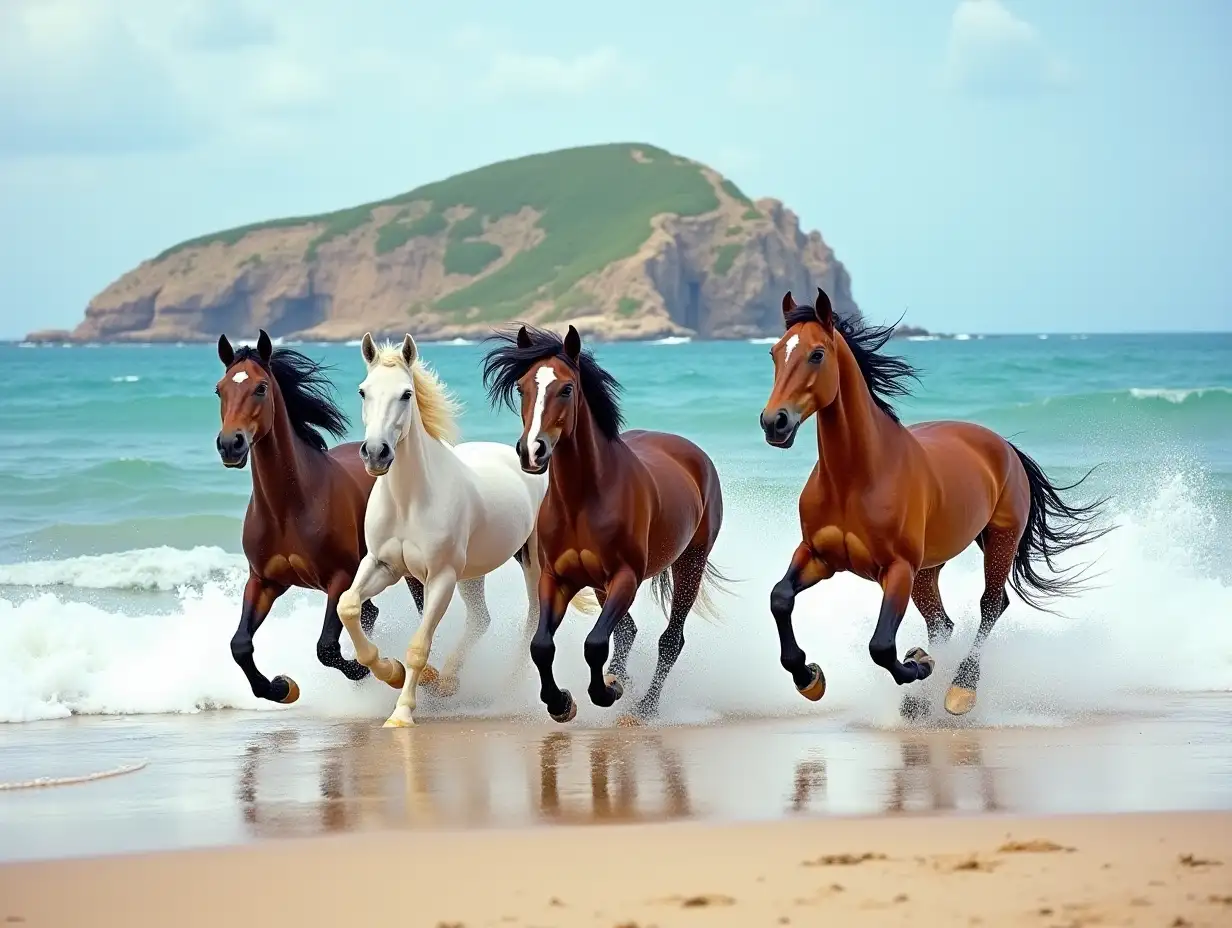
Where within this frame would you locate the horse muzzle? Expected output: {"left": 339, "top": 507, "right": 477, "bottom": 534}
{"left": 216, "top": 429, "right": 251, "bottom": 468}
{"left": 760, "top": 408, "right": 802, "bottom": 449}
{"left": 359, "top": 439, "right": 394, "bottom": 477}
{"left": 515, "top": 436, "right": 551, "bottom": 475}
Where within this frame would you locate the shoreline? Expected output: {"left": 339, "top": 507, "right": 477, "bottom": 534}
{"left": 3, "top": 810, "right": 1229, "bottom": 927}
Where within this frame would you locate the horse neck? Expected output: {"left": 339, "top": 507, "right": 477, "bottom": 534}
{"left": 547, "top": 400, "right": 614, "bottom": 512}
{"left": 249, "top": 382, "right": 320, "bottom": 515}
{"left": 814, "top": 336, "right": 901, "bottom": 488}
{"left": 384, "top": 412, "right": 445, "bottom": 510}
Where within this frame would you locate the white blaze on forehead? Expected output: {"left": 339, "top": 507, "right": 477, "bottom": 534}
{"left": 783, "top": 333, "right": 801, "bottom": 364}
{"left": 525, "top": 365, "right": 557, "bottom": 451}
{"left": 231, "top": 371, "right": 249, "bottom": 383}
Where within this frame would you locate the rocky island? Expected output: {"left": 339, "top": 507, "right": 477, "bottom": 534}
{"left": 39, "top": 143, "right": 884, "bottom": 344}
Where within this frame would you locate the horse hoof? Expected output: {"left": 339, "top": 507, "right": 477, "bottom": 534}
{"left": 434, "top": 675, "right": 459, "bottom": 698}
{"left": 797, "top": 663, "right": 826, "bottom": 702}
{"left": 900, "top": 693, "right": 931, "bottom": 721}
{"left": 273, "top": 675, "right": 300, "bottom": 704}
{"left": 382, "top": 708, "right": 415, "bottom": 728}
{"left": 550, "top": 690, "right": 577, "bottom": 724}
{"left": 905, "top": 647, "right": 935, "bottom": 675}
{"left": 604, "top": 674, "right": 625, "bottom": 702}
{"left": 945, "top": 685, "right": 977, "bottom": 716}
{"left": 418, "top": 664, "right": 439, "bottom": 687}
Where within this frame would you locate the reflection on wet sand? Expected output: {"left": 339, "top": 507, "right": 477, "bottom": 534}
{"left": 535, "top": 731, "right": 691, "bottom": 824}
{"left": 3, "top": 697, "right": 1231, "bottom": 862}
{"left": 234, "top": 723, "right": 1013, "bottom": 840}
{"left": 236, "top": 725, "right": 698, "bottom": 838}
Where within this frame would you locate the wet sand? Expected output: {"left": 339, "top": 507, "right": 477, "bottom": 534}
{"left": 3, "top": 692, "right": 1232, "bottom": 863}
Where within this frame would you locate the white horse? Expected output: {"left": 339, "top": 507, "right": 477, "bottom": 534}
{"left": 338, "top": 333, "right": 587, "bottom": 727}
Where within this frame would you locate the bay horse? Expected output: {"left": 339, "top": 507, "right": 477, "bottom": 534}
{"left": 760, "top": 290, "right": 1110, "bottom": 717}
{"left": 215, "top": 330, "right": 426, "bottom": 704}
{"left": 482, "top": 324, "right": 727, "bottom": 724}
{"left": 336, "top": 334, "right": 585, "bottom": 728}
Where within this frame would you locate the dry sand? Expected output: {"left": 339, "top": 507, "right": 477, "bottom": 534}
{"left": 2, "top": 811, "right": 1230, "bottom": 928}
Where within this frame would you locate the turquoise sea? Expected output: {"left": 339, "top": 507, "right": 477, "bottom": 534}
{"left": 2, "top": 333, "right": 1230, "bottom": 726}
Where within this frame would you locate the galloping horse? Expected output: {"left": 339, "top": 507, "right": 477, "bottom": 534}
{"left": 336, "top": 334, "right": 575, "bottom": 728}
{"left": 482, "top": 324, "right": 727, "bottom": 724}
{"left": 760, "top": 290, "right": 1109, "bottom": 716}
{"left": 214, "top": 330, "right": 425, "bottom": 703}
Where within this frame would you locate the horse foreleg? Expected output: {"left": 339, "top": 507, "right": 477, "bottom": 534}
{"left": 433, "top": 577, "right": 491, "bottom": 698}
{"left": 317, "top": 575, "right": 373, "bottom": 683}
{"left": 770, "top": 543, "right": 833, "bottom": 700}
{"left": 385, "top": 567, "right": 458, "bottom": 728}
{"left": 530, "top": 573, "right": 577, "bottom": 723}
{"left": 338, "top": 554, "right": 402, "bottom": 689}
{"left": 868, "top": 559, "right": 935, "bottom": 686}
{"left": 945, "top": 528, "right": 1015, "bottom": 716}
{"left": 231, "top": 574, "right": 294, "bottom": 703}
{"left": 582, "top": 568, "right": 639, "bottom": 709}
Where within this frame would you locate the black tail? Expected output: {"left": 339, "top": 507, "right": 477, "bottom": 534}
{"left": 1008, "top": 443, "right": 1113, "bottom": 612}
{"left": 650, "top": 557, "right": 733, "bottom": 623}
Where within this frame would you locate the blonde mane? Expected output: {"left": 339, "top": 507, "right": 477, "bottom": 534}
{"left": 373, "top": 343, "right": 461, "bottom": 444}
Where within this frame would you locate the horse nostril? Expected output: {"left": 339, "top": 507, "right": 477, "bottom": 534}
{"left": 533, "top": 439, "right": 546, "bottom": 461}
{"left": 515, "top": 438, "right": 525, "bottom": 458}
{"left": 775, "top": 411, "right": 789, "bottom": 431}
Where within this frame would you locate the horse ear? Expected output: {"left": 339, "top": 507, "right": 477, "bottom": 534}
{"left": 563, "top": 325, "right": 582, "bottom": 362}
{"left": 361, "top": 332, "right": 377, "bottom": 366}
{"left": 217, "top": 334, "right": 234, "bottom": 367}
{"left": 815, "top": 287, "right": 834, "bottom": 331}
{"left": 257, "top": 329, "right": 273, "bottom": 364}
{"left": 782, "top": 291, "right": 797, "bottom": 323}
{"left": 516, "top": 325, "right": 532, "bottom": 349}
{"left": 401, "top": 333, "right": 418, "bottom": 367}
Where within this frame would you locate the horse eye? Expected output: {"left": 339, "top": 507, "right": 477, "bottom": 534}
{"left": 559, "top": 384, "right": 574, "bottom": 398}
{"left": 254, "top": 383, "right": 268, "bottom": 397}
{"left": 358, "top": 388, "right": 366, "bottom": 399}
{"left": 214, "top": 386, "right": 220, "bottom": 396}
{"left": 401, "top": 391, "right": 413, "bottom": 402}
{"left": 809, "top": 349, "right": 825, "bottom": 364}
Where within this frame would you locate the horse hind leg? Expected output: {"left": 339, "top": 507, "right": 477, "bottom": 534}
{"left": 900, "top": 565, "right": 956, "bottom": 720}
{"left": 432, "top": 577, "right": 491, "bottom": 698}
{"left": 625, "top": 546, "right": 706, "bottom": 724}
{"left": 945, "top": 529, "right": 1015, "bottom": 717}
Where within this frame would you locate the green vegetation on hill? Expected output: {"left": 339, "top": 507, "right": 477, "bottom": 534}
{"left": 155, "top": 142, "right": 726, "bottom": 320}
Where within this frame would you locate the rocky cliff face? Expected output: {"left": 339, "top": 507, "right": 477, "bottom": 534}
{"left": 47, "top": 147, "right": 859, "bottom": 343}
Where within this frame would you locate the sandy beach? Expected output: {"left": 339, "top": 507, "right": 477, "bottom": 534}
{"left": 1, "top": 810, "right": 1229, "bottom": 927}
{"left": 0, "top": 693, "right": 1230, "bottom": 926}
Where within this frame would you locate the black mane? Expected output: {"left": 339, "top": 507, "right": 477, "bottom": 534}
{"left": 786, "top": 305, "right": 919, "bottom": 423}
{"left": 231, "top": 345, "right": 349, "bottom": 451}
{"left": 481, "top": 325, "right": 625, "bottom": 440}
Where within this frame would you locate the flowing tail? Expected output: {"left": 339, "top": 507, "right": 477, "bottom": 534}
{"left": 648, "top": 556, "right": 733, "bottom": 623}
{"left": 571, "top": 588, "right": 601, "bottom": 616}
{"left": 1008, "top": 442, "right": 1113, "bottom": 612}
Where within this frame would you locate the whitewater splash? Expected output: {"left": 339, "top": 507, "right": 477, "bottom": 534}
{"left": 2, "top": 466, "right": 1230, "bottom": 727}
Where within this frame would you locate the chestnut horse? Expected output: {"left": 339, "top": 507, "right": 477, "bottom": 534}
{"left": 215, "top": 330, "right": 425, "bottom": 703}
{"left": 482, "top": 324, "right": 727, "bottom": 724}
{"left": 760, "top": 290, "right": 1110, "bottom": 717}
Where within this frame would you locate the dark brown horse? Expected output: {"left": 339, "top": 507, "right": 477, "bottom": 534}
{"left": 215, "top": 330, "right": 424, "bottom": 704}
{"left": 760, "top": 290, "right": 1109, "bottom": 717}
{"left": 482, "top": 325, "right": 727, "bottom": 723}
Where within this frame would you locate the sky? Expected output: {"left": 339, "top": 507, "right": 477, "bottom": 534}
{"left": 0, "top": 0, "right": 1228, "bottom": 338}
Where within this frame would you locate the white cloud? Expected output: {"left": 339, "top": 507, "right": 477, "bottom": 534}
{"left": 943, "top": 0, "right": 1071, "bottom": 96}
{"left": 478, "top": 47, "right": 643, "bottom": 98}
{"left": 0, "top": 4, "right": 641, "bottom": 160}
{"left": 727, "top": 65, "right": 802, "bottom": 107}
